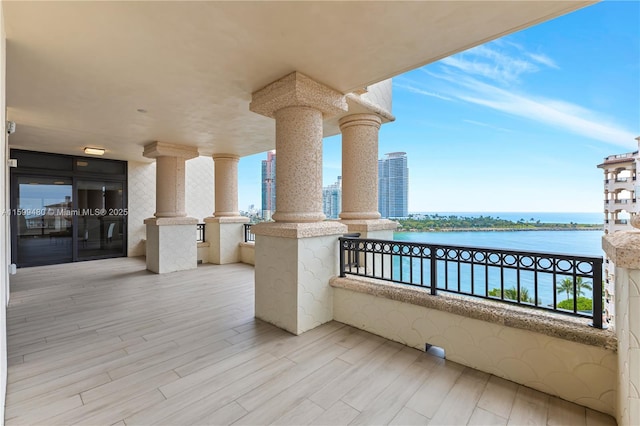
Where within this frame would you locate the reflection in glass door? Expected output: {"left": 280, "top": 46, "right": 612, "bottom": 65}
{"left": 16, "top": 176, "right": 73, "bottom": 266}
{"left": 77, "top": 180, "right": 125, "bottom": 260}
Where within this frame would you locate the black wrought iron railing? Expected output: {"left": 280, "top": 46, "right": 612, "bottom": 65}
{"left": 244, "top": 224, "right": 255, "bottom": 242}
{"left": 196, "top": 223, "right": 205, "bottom": 243}
{"left": 339, "top": 237, "right": 604, "bottom": 328}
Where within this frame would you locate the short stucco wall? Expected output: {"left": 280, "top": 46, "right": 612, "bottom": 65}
{"left": 197, "top": 242, "right": 210, "bottom": 264}
{"left": 240, "top": 242, "right": 255, "bottom": 265}
{"left": 331, "top": 276, "right": 617, "bottom": 416}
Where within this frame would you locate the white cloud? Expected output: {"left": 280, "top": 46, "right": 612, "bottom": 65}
{"left": 463, "top": 119, "right": 512, "bottom": 133}
{"left": 527, "top": 52, "right": 559, "bottom": 69}
{"left": 440, "top": 44, "right": 540, "bottom": 84}
{"left": 419, "top": 41, "right": 635, "bottom": 148}
{"left": 449, "top": 75, "right": 636, "bottom": 148}
{"left": 394, "top": 82, "right": 454, "bottom": 101}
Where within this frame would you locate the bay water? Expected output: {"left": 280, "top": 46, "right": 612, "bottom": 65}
{"left": 390, "top": 213, "right": 605, "bottom": 309}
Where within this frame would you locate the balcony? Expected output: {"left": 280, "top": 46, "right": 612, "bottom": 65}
{"left": 602, "top": 152, "right": 637, "bottom": 164}
{"left": 5, "top": 257, "right": 616, "bottom": 425}
{"left": 605, "top": 178, "right": 635, "bottom": 192}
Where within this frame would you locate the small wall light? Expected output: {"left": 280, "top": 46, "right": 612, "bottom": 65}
{"left": 84, "top": 147, "right": 105, "bottom": 156}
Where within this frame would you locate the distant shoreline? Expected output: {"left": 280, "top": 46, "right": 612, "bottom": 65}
{"left": 396, "top": 215, "right": 603, "bottom": 233}
{"left": 396, "top": 227, "right": 603, "bottom": 233}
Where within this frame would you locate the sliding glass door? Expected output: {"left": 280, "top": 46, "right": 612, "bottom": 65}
{"left": 11, "top": 150, "right": 128, "bottom": 267}
{"left": 77, "top": 180, "right": 125, "bottom": 260}
{"left": 15, "top": 176, "right": 73, "bottom": 266}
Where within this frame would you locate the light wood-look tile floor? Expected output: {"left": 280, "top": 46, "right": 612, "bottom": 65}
{"left": 5, "top": 257, "right": 617, "bottom": 426}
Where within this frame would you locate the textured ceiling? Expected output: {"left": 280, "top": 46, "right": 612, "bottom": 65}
{"left": 4, "top": 1, "right": 593, "bottom": 162}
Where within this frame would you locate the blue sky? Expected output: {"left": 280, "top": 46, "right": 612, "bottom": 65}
{"left": 238, "top": 1, "right": 640, "bottom": 213}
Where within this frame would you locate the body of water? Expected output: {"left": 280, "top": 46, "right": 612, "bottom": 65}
{"left": 390, "top": 229, "right": 604, "bottom": 310}
{"left": 411, "top": 212, "right": 602, "bottom": 225}
{"left": 394, "top": 229, "right": 603, "bottom": 256}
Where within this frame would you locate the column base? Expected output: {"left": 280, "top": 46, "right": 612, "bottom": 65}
{"left": 253, "top": 221, "right": 347, "bottom": 335}
{"left": 144, "top": 217, "right": 198, "bottom": 274}
{"left": 339, "top": 219, "right": 398, "bottom": 239}
{"left": 204, "top": 216, "right": 250, "bottom": 265}
{"left": 340, "top": 219, "right": 398, "bottom": 279}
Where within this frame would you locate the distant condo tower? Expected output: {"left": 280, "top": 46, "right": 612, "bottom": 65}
{"left": 596, "top": 136, "right": 640, "bottom": 328}
{"left": 261, "top": 150, "right": 276, "bottom": 220}
{"left": 378, "top": 152, "right": 408, "bottom": 218}
{"left": 322, "top": 176, "right": 342, "bottom": 219}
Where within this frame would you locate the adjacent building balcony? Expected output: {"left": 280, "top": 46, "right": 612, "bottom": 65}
{"left": 605, "top": 178, "right": 636, "bottom": 192}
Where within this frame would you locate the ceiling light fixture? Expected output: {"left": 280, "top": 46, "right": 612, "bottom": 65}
{"left": 84, "top": 147, "right": 105, "bottom": 156}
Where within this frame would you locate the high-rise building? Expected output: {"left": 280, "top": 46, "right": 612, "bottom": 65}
{"left": 261, "top": 150, "right": 276, "bottom": 220}
{"left": 378, "top": 152, "right": 408, "bottom": 218}
{"left": 323, "top": 176, "right": 342, "bottom": 219}
{"left": 597, "top": 136, "right": 640, "bottom": 328}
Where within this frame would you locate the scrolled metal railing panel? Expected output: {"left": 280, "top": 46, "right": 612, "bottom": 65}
{"left": 196, "top": 223, "right": 205, "bottom": 243}
{"left": 244, "top": 224, "right": 255, "bottom": 242}
{"left": 338, "top": 237, "right": 604, "bottom": 328}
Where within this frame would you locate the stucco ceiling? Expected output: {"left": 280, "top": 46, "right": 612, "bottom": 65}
{"left": 4, "top": 1, "right": 594, "bottom": 162}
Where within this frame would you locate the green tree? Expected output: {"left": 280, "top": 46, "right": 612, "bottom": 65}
{"left": 575, "top": 277, "right": 592, "bottom": 297}
{"left": 558, "top": 297, "right": 593, "bottom": 312}
{"left": 489, "top": 287, "right": 534, "bottom": 303}
{"left": 557, "top": 278, "right": 574, "bottom": 300}
{"left": 557, "top": 277, "right": 593, "bottom": 300}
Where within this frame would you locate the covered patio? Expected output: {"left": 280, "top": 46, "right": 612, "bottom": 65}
{"left": 5, "top": 258, "right": 616, "bottom": 425}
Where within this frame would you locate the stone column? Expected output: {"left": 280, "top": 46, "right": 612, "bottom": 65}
{"left": 249, "top": 72, "right": 348, "bottom": 335}
{"left": 602, "top": 231, "right": 640, "bottom": 426}
{"left": 205, "top": 154, "right": 249, "bottom": 264}
{"left": 143, "top": 142, "right": 199, "bottom": 274}
{"left": 339, "top": 113, "right": 397, "bottom": 240}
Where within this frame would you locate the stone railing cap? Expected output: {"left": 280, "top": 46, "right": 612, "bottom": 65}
{"left": 602, "top": 231, "right": 640, "bottom": 269}
{"left": 252, "top": 221, "right": 347, "bottom": 239}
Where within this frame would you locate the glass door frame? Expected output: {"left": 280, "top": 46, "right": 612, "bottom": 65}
{"left": 75, "top": 177, "right": 128, "bottom": 262}
{"left": 10, "top": 152, "right": 128, "bottom": 267}
{"left": 11, "top": 174, "right": 74, "bottom": 267}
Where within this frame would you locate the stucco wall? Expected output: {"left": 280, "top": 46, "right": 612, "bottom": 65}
{"left": 255, "top": 233, "right": 340, "bottom": 335}
{"left": 239, "top": 242, "right": 255, "bottom": 265}
{"left": 615, "top": 267, "right": 640, "bottom": 426}
{"left": 145, "top": 223, "right": 197, "bottom": 274}
{"left": 362, "top": 79, "right": 392, "bottom": 114}
{"left": 127, "top": 161, "right": 156, "bottom": 256}
{"left": 127, "top": 156, "right": 213, "bottom": 257}
{"left": 333, "top": 285, "right": 616, "bottom": 416}
{"left": 197, "top": 242, "right": 209, "bottom": 264}
{"left": 205, "top": 219, "right": 247, "bottom": 265}
{"left": 185, "top": 156, "right": 214, "bottom": 222}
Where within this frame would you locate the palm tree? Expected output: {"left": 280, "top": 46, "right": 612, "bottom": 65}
{"left": 557, "top": 277, "right": 593, "bottom": 300}
{"left": 505, "top": 287, "right": 533, "bottom": 303}
{"left": 490, "top": 287, "right": 533, "bottom": 303}
{"left": 575, "top": 277, "right": 592, "bottom": 297}
{"left": 557, "top": 278, "right": 574, "bottom": 300}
